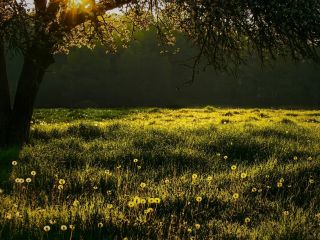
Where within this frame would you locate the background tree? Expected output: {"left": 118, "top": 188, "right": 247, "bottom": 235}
{"left": 0, "top": 0, "right": 320, "bottom": 148}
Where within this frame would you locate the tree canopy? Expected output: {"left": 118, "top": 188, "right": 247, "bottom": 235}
{"left": 1, "top": 0, "right": 320, "bottom": 147}
{"left": 1, "top": 0, "right": 320, "bottom": 69}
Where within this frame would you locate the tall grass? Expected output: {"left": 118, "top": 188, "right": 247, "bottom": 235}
{"left": 0, "top": 108, "right": 319, "bottom": 239}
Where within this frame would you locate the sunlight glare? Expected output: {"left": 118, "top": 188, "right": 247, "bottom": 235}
{"left": 69, "top": 0, "right": 87, "bottom": 8}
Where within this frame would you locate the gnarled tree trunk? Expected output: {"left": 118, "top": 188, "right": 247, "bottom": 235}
{"left": 0, "top": 44, "right": 54, "bottom": 148}
{"left": 8, "top": 53, "right": 53, "bottom": 146}
{"left": 0, "top": 41, "right": 11, "bottom": 148}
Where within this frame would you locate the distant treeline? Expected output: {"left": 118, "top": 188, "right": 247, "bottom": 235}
{"left": 7, "top": 31, "right": 320, "bottom": 108}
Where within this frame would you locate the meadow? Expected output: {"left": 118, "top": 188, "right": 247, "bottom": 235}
{"left": 0, "top": 107, "right": 319, "bottom": 240}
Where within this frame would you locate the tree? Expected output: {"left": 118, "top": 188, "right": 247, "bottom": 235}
{"left": 0, "top": 0, "right": 319, "bottom": 148}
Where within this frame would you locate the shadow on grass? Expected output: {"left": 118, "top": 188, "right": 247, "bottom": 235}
{"left": 249, "top": 126, "right": 311, "bottom": 141}
{"left": 31, "top": 122, "right": 126, "bottom": 142}
{"left": 0, "top": 147, "right": 19, "bottom": 188}
{"left": 0, "top": 221, "right": 157, "bottom": 240}
{"left": 32, "top": 108, "right": 149, "bottom": 123}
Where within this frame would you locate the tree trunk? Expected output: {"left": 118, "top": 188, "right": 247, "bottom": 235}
{"left": 8, "top": 54, "right": 52, "bottom": 146}
{"left": 0, "top": 41, "right": 11, "bottom": 148}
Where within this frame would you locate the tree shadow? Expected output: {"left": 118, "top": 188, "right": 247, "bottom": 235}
{"left": 0, "top": 147, "right": 19, "bottom": 188}
{"left": 33, "top": 108, "right": 139, "bottom": 123}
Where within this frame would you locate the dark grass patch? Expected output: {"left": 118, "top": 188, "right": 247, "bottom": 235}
{"left": 0, "top": 147, "right": 19, "bottom": 187}
{"left": 258, "top": 113, "right": 270, "bottom": 118}
{"left": 224, "top": 112, "right": 234, "bottom": 116}
{"left": 67, "top": 124, "right": 104, "bottom": 140}
{"left": 286, "top": 113, "right": 299, "bottom": 117}
{"left": 249, "top": 127, "right": 309, "bottom": 141}
{"left": 200, "top": 136, "right": 276, "bottom": 164}
{"left": 33, "top": 108, "right": 136, "bottom": 123}
{"left": 280, "top": 118, "right": 296, "bottom": 125}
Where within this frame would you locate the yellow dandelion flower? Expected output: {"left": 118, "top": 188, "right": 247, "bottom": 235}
{"left": 97, "top": 222, "right": 103, "bottom": 228}
{"left": 128, "top": 201, "right": 135, "bottom": 208}
{"left": 144, "top": 207, "right": 154, "bottom": 214}
{"left": 140, "top": 199, "right": 146, "bottom": 204}
{"left": 31, "top": 171, "right": 37, "bottom": 176}
{"left": 133, "top": 196, "right": 141, "bottom": 204}
{"left": 49, "top": 219, "right": 56, "bottom": 224}
{"left": 293, "top": 156, "right": 298, "bottom": 160}
{"left": 195, "top": 196, "right": 202, "bottom": 202}
{"left": 240, "top": 172, "right": 247, "bottom": 179}
{"left": 207, "top": 176, "right": 213, "bottom": 181}
{"left": 277, "top": 182, "right": 283, "bottom": 188}
{"left": 15, "top": 178, "right": 20, "bottom": 183}
{"left": 231, "top": 165, "right": 237, "bottom": 171}
{"left": 251, "top": 187, "right": 257, "bottom": 192}
{"left": 20, "top": 178, "right": 25, "bottom": 183}
{"left": 93, "top": 186, "right": 98, "bottom": 190}
{"left": 60, "top": 225, "right": 67, "bottom": 231}
{"left": 164, "top": 179, "right": 170, "bottom": 184}
{"left": 148, "top": 197, "right": 155, "bottom": 204}
{"left": 283, "top": 211, "right": 289, "bottom": 216}
{"left": 26, "top": 178, "right": 32, "bottom": 183}
{"left": 154, "top": 198, "right": 161, "bottom": 204}
{"left": 107, "top": 204, "right": 113, "bottom": 209}
{"left": 223, "top": 155, "right": 228, "bottom": 160}
{"left": 161, "top": 191, "right": 167, "bottom": 197}
{"left": 69, "top": 225, "right": 75, "bottom": 230}
{"left": 140, "top": 182, "right": 146, "bottom": 188}
{"left": 43, "top": 225, "right": 51, "bottom": 232}
{"left": 232, "top": 193, "right": 239, "bottom": 200}
{"left": 59, "top": 179, "right": 65, "bottom": 185}
{"left": 194, "top": 223, "right": 201, "bottom": 230}
{"left": 58, "top": 184, "right": 64, "bottom": 190}
{"left": 309, "top": 179, "right": 315, "bottom": 184}
{"left": 12, "top": 161, "right": 18, "bottom": 166}
{"left": 187, "top": 228, "right": 192, "bottom": 233}
{"left": 133, "top": 158, "right": 139, "bottom": 163}
{"left": 245, "top": 217, "right": 251, "bottom": 223}
{"left": 137, "top": 165, "right": 142, "bottom": 170}
{"left": 192, "top": 174, "right": 198, "bottom": 180}
{"left": 279, "top": 178, "right": 284, "bottom": 183}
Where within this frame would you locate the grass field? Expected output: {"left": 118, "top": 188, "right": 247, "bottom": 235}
{"left": 0, "top": 107, "right": 320, "bottom": 240}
